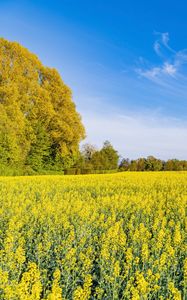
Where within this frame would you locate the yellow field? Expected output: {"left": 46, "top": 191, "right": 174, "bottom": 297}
{"left": 0, "top": 172, "right": 186, "bottom": 300}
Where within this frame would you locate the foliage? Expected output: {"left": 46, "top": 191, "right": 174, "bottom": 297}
{"left": 0, "top": 38, "right": 85, "bottom": 171}
{"left": 92, "top": 140, "right": 119, "bottom": 170}
{"left": 81, "top": 143, "right": 97, "bottom": 163}
{"left": 0, "top": 172, "right": 186, "bottom": 299}
{"left": 119, "top": 156, "right": 187, "bottom": 172}
{"left": 79, "top": 141, "right": 119, "bottom": 171}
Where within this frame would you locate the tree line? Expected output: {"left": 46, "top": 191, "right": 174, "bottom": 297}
{"left": 119, "top": 156, "right": 187, "bottom": 172}
{"left": 67, "top": 142, "right": 187, "bottom": 174}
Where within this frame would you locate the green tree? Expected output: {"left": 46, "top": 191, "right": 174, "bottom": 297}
{"left": 136, "top": 158, "right": 147, "bottom": 171}
{"left": 146, "top": 156, "right": 163, "bottom": 171}
{"left": 91, "top": 141, "right": 119, "bottom": 170}
{"left": 119, "top": 158, "right": 130, "bottom": 171}
{"left": 164, "top": 159, "right": 182, "bottom": 171}
{"left": 26, "top": 122, "right": 51, "bottom": 170}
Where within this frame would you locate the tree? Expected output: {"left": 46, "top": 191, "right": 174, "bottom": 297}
{"left": 129, "top": 160, "right": 138, "bottom": 171}
{"left": 26, "top": 122, "right": 51, "bottom": 170}
{"left": 91, "top": 141, "right": 119, "bottom": 170}
{"left": 81, "top": 143, "right": 97, "bottom": 163}
{"left": 146, "top": 156, "right": 163, "bottom": 171}
{"left": 0, "top": 106, "right": 23, "bottom": 165}
{"left": 164, "top": 159, "right": 183, "bottom": 171}
{"left": 136, "top": 158, "right": 147, "bottom": 171}
{"left": 101, "top": 141, "right": 119, "bottom": 169}
{"left": 119, "top": 158, "right": 130, "bottom": 171}
{"left": 0, "top": 38, "right": 85, "bottom": 171}
{"left": 90, "top": 151, "right": 105, "bottom": 170}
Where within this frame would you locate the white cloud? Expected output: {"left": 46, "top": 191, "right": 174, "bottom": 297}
{"left": 136, "top": 32, "right": 187, "bottom": 89}
{"left": 153, "top": 41, "right": 161, "bottom": 56}
{"left": 137, "top": 67, "right": 161, "bottom": 79}
{"left": 137, "top": 62, "right": 177, "bottom": 80}
{"left": 161, "top": 32, "right": 169, "bottom": 48}
{"left": 163, "top": 62, "right": 176, "bottom": 76}
{"left": 154, "top": 32, "right": 175, "bottom": 55}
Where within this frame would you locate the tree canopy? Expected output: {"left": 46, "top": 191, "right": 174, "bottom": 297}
{"left": 0, "top": 38, "right": 85, "bottom": 171}
{"left": 77, "top": 141, "right": 119, "bottom": 171}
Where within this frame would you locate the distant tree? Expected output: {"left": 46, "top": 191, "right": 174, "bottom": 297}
{"left": 164, "top": 159, "right": 183, "bottom": 171}
{"left": 90, "top": 151, "right": 105, "bottom": 170}
{"left": 119, "top": 156, "right": 187, "bottom": 173}
{"left": 136, "top": 158, "right": 147, "bottom": 171}
{"left": 180, "top": 160, "right": 187, "bottom": 170}
{"left": 91, "top": 141, "right": 119, "bottom": 170}
{"left": 81, "top": 143, "right": 97, "bottom": 163}
{"left": 146, "top": 156, "right": 163, "bottom": 171}
{"left": 129, "top": 160, "right": 138, "bottom": 171}
{"left": 164, "top": 159, "right": 174, "bottom": 171}
{"left": 73, "top": 152, "right": 85, "bottom": 169}
{"left": 119, "top": 158, "right": 130, "bottom": 171}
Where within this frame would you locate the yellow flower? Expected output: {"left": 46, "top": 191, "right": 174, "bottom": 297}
{"left": 135, "top": 271, "right": 148, "bottom": 295}
{"left": 173, "top": 224, "right": 182, "bottom": 245}
{"left": 126, "top": 247, "right": 133, "bottom": 264}
{"left": 141, "top": 243, "right": 149, "bottom": 261}
{"left": 73, "top": 275, "right": 92, "bottom": 300}
{"left": 113, "top": 260, "right": 120, "bottom": 277}
{"left": 47, "top": 269, "right": 62, "bottom": 300}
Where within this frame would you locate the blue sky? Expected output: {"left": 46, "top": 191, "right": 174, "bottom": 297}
{"left": 0, "top": 0, "right": 187, "bottom": 159}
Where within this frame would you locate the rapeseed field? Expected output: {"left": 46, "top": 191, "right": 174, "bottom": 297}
{"left": 0, "top": 172, "right": 186, "bottom": 299}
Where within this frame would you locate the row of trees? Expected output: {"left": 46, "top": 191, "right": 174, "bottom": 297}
{"left": 68, "top": 142, "right": 187, "bottom": 174}
{"left": 119, "top": 156, "right": 187, "bottom": 171}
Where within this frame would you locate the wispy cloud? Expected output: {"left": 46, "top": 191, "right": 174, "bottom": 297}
{"left": 138, "top": 62, "right": 177, "bottom": 80}
{"left": 136, "top": 32, "right": 187, "bottom": 86}
{"left": 153, "top": 32, "right": 175, "bottom": 56}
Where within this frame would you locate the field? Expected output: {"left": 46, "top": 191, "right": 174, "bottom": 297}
{"left": 0, "top": 172, "right": 186, "bottom": 300}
